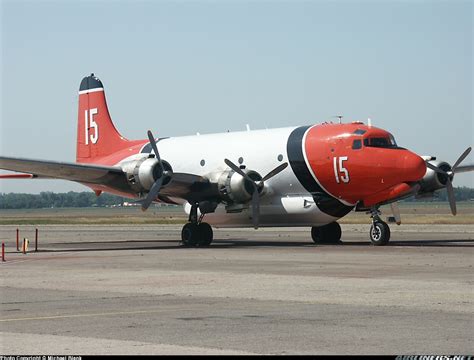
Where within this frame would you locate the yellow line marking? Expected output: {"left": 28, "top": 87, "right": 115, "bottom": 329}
{"left": 0, "top": 309, "right": 168, "bottom": 322}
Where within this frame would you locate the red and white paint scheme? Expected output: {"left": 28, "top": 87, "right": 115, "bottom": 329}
{"left": 1, "top": 74, "right": 472, "bottom": 246}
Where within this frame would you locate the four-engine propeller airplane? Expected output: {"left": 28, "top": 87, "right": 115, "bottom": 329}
{"left": 1, "top": 74, "right": 472, "bottom": 246}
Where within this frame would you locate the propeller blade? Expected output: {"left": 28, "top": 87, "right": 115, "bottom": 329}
{"left": 251, "top": 184, "right": 260, "bottom": 229}
{"left": 147, "top": 130, "right": 161, "bottom": 163}
{"left": 141, "top": 176, "right": 163, "bottom": 211}
{"left": 425, "top": 148, "right": 470, "bottom": 216}
{"left": 261, "top": 162, "right": 288, "bottom": 182}
{"left": 426, "top": 162, "right": 448, "bottom": 175}
{"left": 224, "top": 159, "right": 253, "bottom": 181}
{"left": 445, "top": 179, "right": 456, "bottom": 216}
{"left": 453, "top": 164, "right": 474, "bottom": 173}
{"left": 452, "top": 147, "right": 472, "bottom": 172}
{"left": 141, "top": 130, "right": 167, "bottom": 211}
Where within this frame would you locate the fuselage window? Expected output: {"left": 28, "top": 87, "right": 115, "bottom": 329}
{"left": 352, "top": 139, "right": 362, "bottom": 149}
{"left": 353, "top": 129, "right": 367, "bottom": 135}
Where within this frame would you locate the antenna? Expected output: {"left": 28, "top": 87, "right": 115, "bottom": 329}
{"left": 246, "top": 124, "right": 250, "bottom": 131}
{"left": 332, "top": 115, "right": 343, "bottom": 124}
{"left": 367, "top": 117, "right": 372, "bottom": 127}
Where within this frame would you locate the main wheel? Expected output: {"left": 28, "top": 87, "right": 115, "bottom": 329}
{"left": 181, "top": 223, "right": 199, "bottom": 247}
{"left": 181, "top": 222, "right": 213, "bottom": 247}
{"left": 369, "top": 221, "right": 390, "bottom": 246}
{"left": 311, "top": 222, "right": 342, "bottom": 244}
{"left": 196, "top": 222, "right": 213, "bottom": 247}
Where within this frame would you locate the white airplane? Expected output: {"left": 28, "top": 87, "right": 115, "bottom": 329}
{"left": 1, "top": 74, "right": 472, "bottom": 246}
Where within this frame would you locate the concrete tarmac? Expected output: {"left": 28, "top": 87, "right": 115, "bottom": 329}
{"left": 0, "top": 224, "right": 473, "bottom": 354}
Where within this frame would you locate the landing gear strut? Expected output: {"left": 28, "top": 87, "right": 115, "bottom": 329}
{"left": 369, "top": 208, "right": 390, "bottom": 246}
{"left": 181, "top": 203, "right": 214, "bottom": 247}
{"left": 311, "top": 222, "right": 342, "bottom": 244}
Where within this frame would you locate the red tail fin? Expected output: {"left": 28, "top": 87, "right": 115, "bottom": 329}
{"left": 76, "top": 74, "right": 135, "bottom": 164}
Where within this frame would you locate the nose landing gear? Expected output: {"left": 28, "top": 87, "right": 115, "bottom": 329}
{"left": 369, "top": 208, "right": 391, "bottom": 246}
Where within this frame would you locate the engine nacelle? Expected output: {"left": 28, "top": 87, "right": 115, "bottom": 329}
{"left": 120, "top": 156, "right": 170, "bottom": 194}
{"left": 217, "top": 168, "right": 263, "bottom": 204}
{"left": 419, "top": 160, "right": 451, "bottom": 194}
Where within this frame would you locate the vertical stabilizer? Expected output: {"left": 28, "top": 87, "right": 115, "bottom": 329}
{"left": 76, "top": 74, "right": 135, "bottom": 164}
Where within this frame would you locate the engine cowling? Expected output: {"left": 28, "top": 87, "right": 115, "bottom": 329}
{"left": 418, "top": 160, "right": 451, "bottom": 194}
{"left": 217, "top": 168, "right": 263, "bottom": 204}
{"left": 120, "top": 156, "right": 171, "bottom": 194}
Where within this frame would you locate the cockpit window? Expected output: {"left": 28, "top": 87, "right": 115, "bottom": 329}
{"left": 389, "top": 134, "right": 397, "bottom": 146}
{"left": 364, "top": 135, "right": 398, "bottom": 148}
{"left": 364, "top": 137, "right": 389, "bottom": 147}
{"left": 353, "top": 129, "right": 367, "bottom": 135}
{"left": 352, "top": 139, "right": 362, "bottom": 150}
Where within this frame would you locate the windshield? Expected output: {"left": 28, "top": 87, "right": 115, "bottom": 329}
{"left": 363, "top": 134, "right": 398, "bottom": 148}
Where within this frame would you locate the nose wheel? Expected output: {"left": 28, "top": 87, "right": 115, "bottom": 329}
{"left": 369, "top": 208, "right": 391, "bottom": 246}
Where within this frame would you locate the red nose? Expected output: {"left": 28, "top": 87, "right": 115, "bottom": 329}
{"left": 399, "top": 151, "right": 426, "bottom": 182}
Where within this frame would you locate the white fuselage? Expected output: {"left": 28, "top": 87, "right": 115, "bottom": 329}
{"left": 121, "top": 126, "right": 340, "bottom": 227}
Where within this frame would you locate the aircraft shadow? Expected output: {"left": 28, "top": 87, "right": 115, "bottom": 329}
{"left": 33, "top": 237, "right": 474, "bottom": 253}
{"left": 212, "top": 239, "right": 474, "bottom": 248}
{"left": 385, "top": 239, "right": 474, "bottom": 247}
{"left": 36, "top": 239, "right": 314, "bottom": 252}
{"left": 340, "top": 239, "right": 474, "bottom": 247}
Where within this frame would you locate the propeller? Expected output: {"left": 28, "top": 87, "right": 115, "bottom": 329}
{"left": 425, "top": 147, "right": 472, "bottom": 216}
{"left": 141, "top": 130, "right": 165, "bottom": 211}
{"left": 224, "top": 159, "right": 288, "bottom": 229}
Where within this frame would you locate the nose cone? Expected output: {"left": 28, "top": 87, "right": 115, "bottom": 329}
{"left": 400, "top": 151, "right": 426, "bottom": 181}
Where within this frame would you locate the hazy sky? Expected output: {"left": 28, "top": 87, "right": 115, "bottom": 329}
{"left": 1, "top": 0, "right": 473, "bottom": 194}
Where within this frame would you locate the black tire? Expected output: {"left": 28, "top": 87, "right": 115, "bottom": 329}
{"left": 369, "top": 221, "right": 390, "bottom": 246}
{"left": 311, "top": 226, "right": 322, "bottom": 243}
{"left": 311, "top": 222, "right": 342, "bottom": 244}
{"left": 181, "top": 223, "right": 198, "bottom": 247}
{"left": 197, "top": 223, "right": 213, "bottom": 247}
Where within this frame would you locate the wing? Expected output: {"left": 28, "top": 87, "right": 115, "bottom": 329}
{"left": 0, "top": 156, "right": 136, "bottom": 195}
{"left": 0, "top": 156, "right": 124, "bottom": 183}
{"left": 0, "top": 156, "right": 219, "bottom": 203}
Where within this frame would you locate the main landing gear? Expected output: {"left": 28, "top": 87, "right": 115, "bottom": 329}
{"left": 369, "top": 208, "right": 390, "bottom": 246}
{"left": 311, "top": 222, "right": 342, "bottom": 244}
{"left": 181, "top": 203, "right": 213, "bottom": 247}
